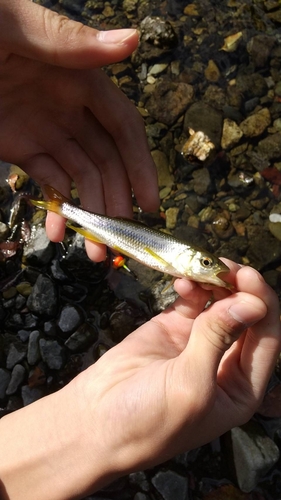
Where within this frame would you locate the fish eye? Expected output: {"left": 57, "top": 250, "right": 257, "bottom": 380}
{"left": 200, "top": 256, "right": 213, "bottom": 268}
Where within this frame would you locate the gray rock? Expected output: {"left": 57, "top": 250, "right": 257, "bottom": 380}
{"left": 6, "top": 364, "right": 26, "bottom": 395}
{"left": 27, "top": 330, "right": 41, "bottom": 365}
{"left": 0, "top": 368, "right": 11, "bottom": 399}
{"left": 39, "top": 339, "right": 66, "bottom": 370}
{"left": 27, "top": 274, "right": 57, "bottom": 317}
{"left": 231, "top": 423, "right": 280, "bottom": 492}
{"left": 6, "top": 342, "right": 27, "bottom": 370}
{"left": 57, "top": 305, "right": 83, "bottom": 335}
{"left": 151, "top": 470, "right": 188, "bottom": 500}
{"left": 192, "top": 167, "right": 211, "bottom": 195}
{"left": 247, "top": 34, "right": 276, "bottom": 68}
{"left": 64, "top": 323, "right": 99, "bottom": 352}
{"left": 21, "top": 385, "right": 44, "bottom": 406}
{"left": 23, "top": 224, "right": 55, "bottom": 266}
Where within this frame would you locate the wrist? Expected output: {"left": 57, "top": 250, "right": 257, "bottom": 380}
{"left": 0, "top": 378, "right": 117, "bottom": 500}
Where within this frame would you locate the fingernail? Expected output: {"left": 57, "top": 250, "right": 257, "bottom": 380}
{"left": 97, "top": 28, "right": 137, "bottom": 45}
{"left": 228, "top": 300, "right": 256, "bottom": 325}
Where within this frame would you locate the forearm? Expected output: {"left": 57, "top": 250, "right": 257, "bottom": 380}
{"left": 0, "top": 381, "right": 115, "bottom": 500}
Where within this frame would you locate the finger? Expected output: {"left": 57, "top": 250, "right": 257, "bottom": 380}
{"left": 183, "top": 291, "right": 267, "bottom": 382}
{"left": 83, "top": 70, "right": 160, "bottom": 212}
{"left": 235, "top": 267, "right": 281, "bottom": 393}
{"left": 71, "top": 111, "right": 133, "bottom": 217}
{"left": 0, "top": 0, "right": 139, "bottom": 68}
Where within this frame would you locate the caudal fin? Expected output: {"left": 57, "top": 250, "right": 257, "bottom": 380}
{"left": 29, "top": 185, "right": 70, "bottom": 215}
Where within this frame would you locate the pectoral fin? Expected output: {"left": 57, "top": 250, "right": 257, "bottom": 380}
{"left": 144, "top": 246, "right": 172, "bottom": 268}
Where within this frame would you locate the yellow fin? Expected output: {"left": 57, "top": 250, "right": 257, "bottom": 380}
{"left": 161, "top": 277, "right": 176, "bottom": 294}
{"left": 144, "top": 246, "right": 171, "bottom": 268}
{"left": 66, "top": 221, "right": 103, "bottom": 244}
{"left": 29, "top": 197, "right": 62, "bottom": 214}
{"left": 30, "top": 184, "right": 70, "bottom": 214}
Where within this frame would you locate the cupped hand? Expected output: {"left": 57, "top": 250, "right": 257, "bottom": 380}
{"left": 75, "top": 262, "right": 281, "bottom": 477}
{"left": 0, "top": 0, "right": 159, "bottom": 261}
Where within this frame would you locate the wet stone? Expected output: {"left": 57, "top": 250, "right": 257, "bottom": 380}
{"left": 23, "top": 225, "right": 55, "bottom": 266}
{"left": 192, "top": 168, "right": 211, "bottom": 195}
{"left": 0, "top": 368, "right": 11, "bottom": 399}
{"left": 6, "top": 364, "right": 26, "bottom": 396}
{"left": 21, "top": 385, "right": 44, "bottom": 406}
{"left": 64, "top": 323, "right": 99, "bottom": 352}
{"left": 27, "top": 274, "right": 57, "bottom": 317}
{"left": 151, "top": 149, "right": 174, "bottom": 188}
{"left": 146, "top": 81, "right": 194, "bottom": 126}
{"left": 239, "top": 108, "right": 271, "bottom": 137}
{"left": 39, "top": 339, "right": 66, "bottom": 370}
{"left": 151, "top": 470, "right": 188, "bottom": 500}
{"left": 184, "top": 102, "right": 223, "bottom": 149}
{"left": 231, "top": 422, "right": 280, "bottom": 492}
{"left": 27, "top": 330, "right": 41, "bottom": 366}
{"left": 258, "top": 132, "right": 281, "bottom": 160}
{"left": 6, "top": 343, "right": 27, "bottom": 370}
{"left": 57, "top": 305, "right": 83, "bottom": 336}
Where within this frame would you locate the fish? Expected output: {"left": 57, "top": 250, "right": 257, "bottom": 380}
{"left": 30, "top": 185, "right": 231, "bottom": 288}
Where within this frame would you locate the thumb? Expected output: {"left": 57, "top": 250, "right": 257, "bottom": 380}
{"left": 0, "top": 0, "right": 139, "bottom": 68}
{"left": 185, "top": 292, "right": 267, "bottom": 379}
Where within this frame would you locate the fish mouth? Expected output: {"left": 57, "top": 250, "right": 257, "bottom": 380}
{"left": 215, "top": 260, "right": 233, "bottom": 289}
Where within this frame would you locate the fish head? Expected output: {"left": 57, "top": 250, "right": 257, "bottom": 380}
{"left": 176, "top": 249, "right": 231, "bottom": 288}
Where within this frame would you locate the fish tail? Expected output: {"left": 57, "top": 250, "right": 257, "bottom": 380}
{"left": 29, "top": 185, "right": 69, "bottom": 215}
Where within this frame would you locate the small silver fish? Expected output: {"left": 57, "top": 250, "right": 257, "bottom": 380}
{"left": 30, "top": 186, "right": 231, "bottom": 288}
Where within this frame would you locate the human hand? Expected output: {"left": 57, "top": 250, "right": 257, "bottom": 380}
{"left": 0, "top": 0, "right": 159, "bottom": 261}
{"left": 76, "top": 261, "right": 280, "bottom": 477}
{"left": 1, "top": 262, "right": 280, "bottom": 500}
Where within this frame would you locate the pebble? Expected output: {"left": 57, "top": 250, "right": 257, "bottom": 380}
{"left": 23, "top": 224, "right": 55, "bottom": 266}
{"left": 57, "top": 305, "right": 83, "bottom": 336}
{"left": 6, "top": 364, "right": 26, "bottom": 395}
{"left": 231, "top": 423, "right": 280, "bottom": 492}
{"left": 151, "top": 149, "right": 174, "bottom": 187}
{"left": 239, "top": 107, "right": 271, "bottom": 137}
{"left": 21, "top": 385, "right": 44, "bottom": 406}
{"left": 151, "top": 470, "right": 188, "bottom": 500}
{"left": 27, "top": 274, "right": 58, "bottom": 317}
{"left": 146, "top": 81, "right": 194, "bottom": 126}
{"left": 6, "top": 343, "right": 27, "bottom": 370}
{"left": 27, "top": 330, "right": 41, "bottom": 366}
{"left": 165, "top": 207, "right": 179, "bottom": 229}
{"left": 39, "top": 339, "right": 66, "bottom": 370}
{"left": 221, "top": 118, "right": 243, "bottom": 149}
{"left": 64, "top": 323, "right": 99, "bottom": 352}
{"left": 0, "top": 368, "right": 11, "bottom": 399}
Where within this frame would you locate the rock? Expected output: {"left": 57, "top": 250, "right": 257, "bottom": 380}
{"left": 239, "top": 108, "right": 271, "bottom": 137}
{"left": 221, "top": 118, "right": 243, "bottom": 149}
{"left": 21, "top": 385, "right": 44, "bottom": 406}
{"left": 27, "top": 274, "right": 58, "bottom": 317}
{"left": 6, "top": 342, "right": 27, "bottom": 370}
{"left": 140, "top": 16, "right": 178, "bottom": 49}
{"left": 39, "top": 339, "right": 66, "bottom": 370}
{"left": 23, "top": 224, "right": 55, "bottom": 266}
{"left": 151, "top": 470, "right": 188, "bottom": 500}
{"left": 247, "top": 231, "right": 281, "bottom": 270}
{"left": 204, "top": 59, "right": 220, "bottom": 82}
{"left": 27, "top": 330, "right": 41, "bottom": 365}
{"left": 0, "top": 221, "right": 9, "bottom": 240}
{"left": 231, "top": 422, "right": 280, "bottom": 492}
{"left": 192, "top": 168, "right": 211, "bottom": 195}
{"left": 146, "top": 81, "right": 194, "bottom": 125}
{"left": 182, "top": 129, "right": 216, "bottom": 162}
{"left": 165, "top": 207, "right": 179, "bottom": 229}
{"left": 247, "top": 34, "right": 276, "bottom": 67}
{"left": 184, "top": 102, "right": 223, "bottom": 149}
{"left": 6, "top": 364, "right": 26, "bottom": 395}
{"left": 151, "top": 149, "right": 174, "bottom": 187}
{"left": 0, "top": 368, "right": 11, "bottom": 399}
{"left": 258, "top": 132, "right": 281, "bottom": 160}
{"left": 57, "top": 305, "right": 83, "bottom": 336}
{"left": 64, "top": 323, "right": 99, "bottom": 352}
{"left": 236, "top": 73, "right": 268, "bottom": 98}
